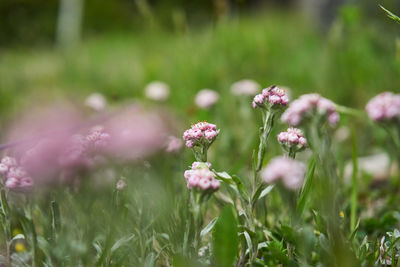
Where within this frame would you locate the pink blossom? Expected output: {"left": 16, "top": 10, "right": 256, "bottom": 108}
{"left": 261, "top": 156, "right": 306, "bottom": 190}
{"left": 366, "top": 92, "right": 400, "bottom": 122}
{"left": 165, "top": 136, "right": 183, "bottom": 153}
{"left": 144, "top": 81, "right": 170, "bottom": 101}
{"left": 230, "top": 79, "right": 260, "bottom": 96}
{"left": 183, "top": 122, "right": 219, "bottom": 148}
{"left": 195, "top": 89, "right": 219, "bottom": 109}
{"left": 281, "top": 94, "right": 340, "bottom": 126}
{"left": 252, "top": 85, "right": 289, "bottom": 109}
{"left": 1, "top": 157, "right": 17, "bottom": 167}
{"left": 0, "top": 164, "right": 8, "bottom": 175}
{"left": 184, "top": 162, "right": 219, "bottom": 191}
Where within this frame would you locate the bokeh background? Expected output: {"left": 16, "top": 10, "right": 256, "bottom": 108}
{"left": 1, "top": 1, "right": 400, "bottom": 264}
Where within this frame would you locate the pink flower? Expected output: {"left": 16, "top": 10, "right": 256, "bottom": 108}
{"left": 261, "top": 156, "right": 306, "bottom": 190}
{"left": 1, "top": 157, "right": 17, "bottom": 167}
{"left": 1, "top": 156, "right": 34, "bottom": 191}
{"left": 230, "top": 79, "right": 260, "bottom": 96}
{"left": 184, "top": 162, "right": 219, "bottom": 191}
{"left": 277, "top": 128, "right": 307, "bottom": 153}
{"left": 195, "top": 89, "right": 219, "bottom": 109}
{"left": 85, "top": 93, "right": 107, "bottom": 111}
{"left": 0, "top": 164, "right": 8, "bottom": 175}
{"left": 183, "top": 122, "right": 219, "bottom": 148}
{"left": 281, "top": 94, "right": 340, "bottom": 126}
{"left": 252, "top": 85, "right": 289, "bottom": 109}
{"left": 144, "top": 81, "right": 170, "bottom": 101}
{"left": 165, "top": 136, "right": 183, "bottom": 153}
{"left": 366, "top": 92, "right": 400, "bottom": 122}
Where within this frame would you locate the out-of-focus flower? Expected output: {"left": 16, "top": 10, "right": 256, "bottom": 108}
{"left": 230, "top": 79, "right": 260, "bottom": 96}
{"left": 85, "top": 93, "right": 107, "bottom": 112}
{"left": 0, "top": 157, "right": 33, "bottom": 191}
{"left": 165, "top": 136, "right": 183, "bottom": 153}
{"left": 278, "top": 127, "right": 307, "bottom": 153}
{"left": 183, "top": 122, "right": 219, "bottom": 148}
{"left": 252, "top": 85, "right": 289, "bottom": 109}
{"left": 104, "top": 105, "right": 168, "bottom": 160}
{"left": 195, "top": 89, "right": 219, "bottom": 109}
{"left": 144, "top": 81, "right": 170, "bottom": 101}
{"left": 184, "top": 162, "right": 220, "bottom": 191}
{"left": 366, "top": 92, "right": 400, "bottom": 122}
{"left": 261, "top": 156, "right": 306, "bottom": 190}
{"left": 281, "top": 94, "right": 339, "bottom": 127}
{"left": 116, "top": 179, "right": 127, "bottom": 191}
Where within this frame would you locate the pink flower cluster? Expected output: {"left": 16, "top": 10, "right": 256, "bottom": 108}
{"left": 261, "top": 156, "right": 306, "bottom": 190}
{"left": 366, "top": 92, "right": 400, "bottom": 122}
{"left": 183, "top": 122, "right": 219, "bottom": 148}
{"left": 184, "top": 162, "right": 220, "bottom": 191}
{"left": 58, "top": 126, "right": 110, "bottom": 168}
{"left": 0, "top": 156, "right": 33, "bottom": 191}
{"left": 278, "top": 128, "right": 307, "bottom": 150}
{"left": 252, "top": 85, "right": 289, "bottom": 109}
{"left": 281, "top": 94, "right": 339, "bottom": 126}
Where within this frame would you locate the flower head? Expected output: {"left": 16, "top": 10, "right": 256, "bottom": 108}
{"left": 165, "top": 136, "right": 183, "bottom": 153}
{"left": 278, "top": 128, "right": 307, "bottom": 152}
{"left": 230, "top": 79, "right": 260, "bottom": 96}
{"left": 183, "top": 122, "right": 219, "bottom": 148}
{"left": 281, "top": 94, "right": 339, "bottom": 127}
{"left": 261, "top": 156, "right": 306, "bottom": 190}
{"left": 252, "top": 85, "right": 289, "bottom": 109}
{"left": 144, "top": 81, "right": 170, "bottom": 101}
{"left": 366, "top": 92, "right": 400, "bottom": 122}
{"left": 85, "top": 93, "right": 107, "bottom": 111}
{"left": 0, "top": 157, "right": 34, "bottom": 191}
{"left": 195, "top": 89, "right": 219, "bottom": 109}
{"left": 184, "top": 162, "right": 219, "bottom": 191}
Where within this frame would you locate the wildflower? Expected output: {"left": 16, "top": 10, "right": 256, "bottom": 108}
{"left": 195, "top": 89, "right": 219, "bottom": 109}
{"left": 1, "top": 157, "right": 34, "bottom": 191}
{"left": 278, "top": 128, "right": 307, "bottom": 156}
{"left": 252, "top": 85, "right": 289, "bottom": 109}
{"left": 85, "top": 126, "right": 111, "bottom": 150}
{"left": 183, "top": 122, "right": 219, "bottom": 147}
{"left": 116, "top": 179, "right": 127, "bottom": 191}
{"left": 144, "top": 81, "right": 170, "bottom": 101}
{"left": 281, "top": 93, "right": 339, "bottom": 126}
{"left": 366, "top": 92, "right": 400, "bottom": 122}
{"left": 14, "top": 241, "right": 26, "bottom": 253}
{"left": 230, "top": 79, "right": 260, "bottom": 96}
{"left": 0, "top": 164, "right": 8, "bottom": 175}
{"left": 184, "top": 162, "right": 220, "bottom": 191}
{"left": 1, "top": 156, "right": 17, "bottom": 168}
{"left": 85, "top": 93, "right": 107, "bottom": 111}
{"left": 165, "top": 136, "right": 183, "bottom": 153}
{"left": 261, "top": 156, "right": 306, "bottom": 190}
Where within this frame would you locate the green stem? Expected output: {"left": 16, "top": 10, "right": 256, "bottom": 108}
{"left": 256, "top": 111, "right": 275, "bottom": 172}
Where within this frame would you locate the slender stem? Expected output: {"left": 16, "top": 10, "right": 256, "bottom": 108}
{"left": 256, "top": 111, "right": 275, "bottom": 172}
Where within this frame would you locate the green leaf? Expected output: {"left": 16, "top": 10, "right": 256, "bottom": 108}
{"left": 200, "top": 217, "right": 218, "bottom": 238}
{"left": 296, "top": 157, "right": 316, "bottom": 216}
{"left": 110, "top": 234, "right": 136, "bottom": 253}
{"left": 259, "top": 185, "right": 274, "bottom": 200}
{"left": 232, "top": 175, "right": 249, "bottom": 200}
{"left": 215, "top": 171, "right": 233, "bottom": 181}
{"left": 212, "top": 205, "right": 238, "bottom": 267}
{"left": 243, "top": 231, "right": 253, "bottom": 259}
{"left": 350, "top": 128, "right": 358, "bottom": 232}
{"left": 380, "top": 5, "right": 400, "bottom": 25}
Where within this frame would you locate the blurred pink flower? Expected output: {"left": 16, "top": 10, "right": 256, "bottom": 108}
{"left": 165, "top": 136, "right": 183, "bottom": 153}
{"left": 261, "top": 156, "right": 306, "bottom": 190}
{"left": 281, "top": 94, "right": 339, "bottom": 127}
{"left": 0, "top": 156, "right": 33, "bottom": 191}
{"left": 230, "top": 79, "right": 260, "bottom": 96}
{"left": 144, "top": 81, "right": 170, "bottom": 101}
{"left": 195, "top": 89, "right": 219, "bottom": 109}
{"left": 85, "top": 93, "right": 107, "bottom": 112}
{"left": 366, "top": 92, "right": 400, "bottom": 122}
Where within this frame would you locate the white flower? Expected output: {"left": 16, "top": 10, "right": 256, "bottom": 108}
{"left": 144, "top": 81, "right": 170, "bottom": 101}
{"left": 195, "top": 89, "right": 219, "bottom": 109}
{"left": 85, "top": 93, "right": 107, "bottom": 111}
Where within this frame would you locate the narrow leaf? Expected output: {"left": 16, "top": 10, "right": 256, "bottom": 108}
{"left": 200, "top": 217, "right": 218, "bottom": 238}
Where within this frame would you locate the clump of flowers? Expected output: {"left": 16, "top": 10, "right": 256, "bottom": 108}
{"left": 366, "top": 92, "right": 400, "bottom": 122}
{"left": 0, "top": 156, "right": 33, "bottom": 191}
{"left": 144, "top": 81, "right": 170, "bottom": 101}
{"left": 252, "top": 85, "right": 289, "bottom": 109}
{"left": 59, "top": 126, "right": 110, "bottom": 168}
{"left": 195, "top": 89, "right": 219, "bottom": 109}
{"left": 184, "top": 162, "right": 220, "bottom": 191}
{"left": 183, "top": 122, "right": 219, "bottom": 161}
{"left": 261, "top": 156, "right": 306, "bottom": 190}
{"left": 231, "top": 79, "right": 260, "bottom": 96}
{"left": 278, "top": 128, "right": 307, "bottom": 158}
{"left": 281, "top": 93, "right": 339, "bottom": 127}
